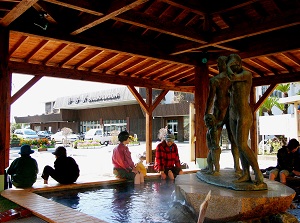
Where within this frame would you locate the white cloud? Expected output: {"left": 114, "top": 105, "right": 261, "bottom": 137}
{"left": 11, "top": 73, "right": 120, "bottom": 121}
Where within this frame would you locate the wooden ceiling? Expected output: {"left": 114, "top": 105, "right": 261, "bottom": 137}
{"left": 1, "top": 0, "right": 300, "bottom": 93}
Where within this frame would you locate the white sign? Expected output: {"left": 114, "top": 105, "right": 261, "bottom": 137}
{"left": 259, "top": 114, "right": 291, "bottom": 135}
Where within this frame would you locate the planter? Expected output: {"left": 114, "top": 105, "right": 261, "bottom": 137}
{"left": 38, "top": 148, "right": 48, "bottom": 152}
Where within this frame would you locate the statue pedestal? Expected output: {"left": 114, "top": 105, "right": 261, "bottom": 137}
{"left": 175, "top": 172, "right": 295, "bottom": 222}
{"left": 197, "top": 169, "right": 268, "bottom": 191}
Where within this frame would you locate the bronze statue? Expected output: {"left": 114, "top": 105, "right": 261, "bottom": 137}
{"left": 204, "top": 114, "right": 221, "bottom": 175}
{"left": 227, "top": 54, "right": 264, "bottom": 186}
{"left": 205, "top": 56, "right": 241, "bottom": 174}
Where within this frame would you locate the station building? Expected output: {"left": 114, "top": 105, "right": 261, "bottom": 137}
{"left": 14, "top": 86, "right": 194, "bottom": 142}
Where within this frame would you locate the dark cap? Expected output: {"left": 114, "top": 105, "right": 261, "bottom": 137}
{"left": 287, "top": 138, "right": 299, "bottom": 151}
{"left": 166, "top": 134, "right": 175, "bottom": 142}
{"left": 52, "top": 146, "right": 67, "bottom": 157}
{"left": 118, "top": 131, "right": 129, "bottom": 142}
{"left": 19, "top": 144, "right": 34, "bottom": 155}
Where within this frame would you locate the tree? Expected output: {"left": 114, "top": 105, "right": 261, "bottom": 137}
{"left": 259, "top": 97, "right": 278, "bottom": 116}
{"left": 10, "top": 123, "right": 22, "bottom": 134}
{"left": 276, "top": 84, "right": 290, "bottom": 114}
{"left": 61, "top": 127, "right": 72, "bottom": 145}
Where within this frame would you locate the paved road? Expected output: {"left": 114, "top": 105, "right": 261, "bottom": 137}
{"left": 9, "top": 142, "right": 277, "bottom": 184}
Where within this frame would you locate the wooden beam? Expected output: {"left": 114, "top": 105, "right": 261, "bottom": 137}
{"left": 10, "top": 29, "right": 197, "bottom": 67}
{"left": 70, "top": 0, "right": 149, "bottom": 35}
{"left": 0, "top": 0, "right": 38, "bottom": 26}
{"left": 238, "top": 34, "right": 300, "bottom": 61}
{"left": 173, "top": 9, "right": 300, "bottom": 55}
{"left": 9, "top": 61, "right": 195, "bottom": 93}
{"left": 254, "top": 83, "right": 277, "bottom": 112}
{"left": 43, "top": 0, "right": 104, "bottom": 16}
{"left": 127, "top": 85, "right": 149, "bottom": 113}
{"left": 115, "top": 11, "right": 207, "bottom": 44}
{"left": 11, "top": 75, "right": 43, "bottom": 104}
{"left": 41, "top": 0, "right": 235, "bottom": 52}
{"left": 252, "top": 71, "right": 300, "bottom": 87}
{"left": 127, "top": 85, "right": 154, "bottom": 163}
{"left": 152, "top": 90, "right": 169, "bottom": 111}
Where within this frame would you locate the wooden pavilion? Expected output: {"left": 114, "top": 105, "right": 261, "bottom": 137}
{"left": 0, "top": 0, "right": 299, "bottom": 189}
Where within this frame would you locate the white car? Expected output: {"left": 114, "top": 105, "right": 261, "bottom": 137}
{"left": 84, "top": 129, "right": 112, "bottom": 146}
{"left": 51, "top": 131, "right": 79, "bottom": 144}
{"left": 14, "top": 129, "right": 39, "bottom": 140}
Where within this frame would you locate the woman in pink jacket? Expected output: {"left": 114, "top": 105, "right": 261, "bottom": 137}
{"left": 112, "top": 131, "right": 144, "bottom": 184}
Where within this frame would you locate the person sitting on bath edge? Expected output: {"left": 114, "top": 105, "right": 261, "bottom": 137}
{"left": 112, "top": 131, "right": 144, "bottom": 184}
{"left": 42, "top": 146, "right": 80, "bottom": 184}
{"left": 6, "top": 144, "right": 38, "bottom": 188}
{"left": 154, "top": 133, "right": 183, "bottom": 180}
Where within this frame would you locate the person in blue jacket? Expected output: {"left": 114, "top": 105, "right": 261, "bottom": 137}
{"left": 7, "top": 144, "right": 38, "bottom": 188}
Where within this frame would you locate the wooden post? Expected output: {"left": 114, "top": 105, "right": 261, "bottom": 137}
{"left": 145, "top": 88, "right": 153, "bottom": 163}
{"left": 194, "top": 63, "right": 209, "bottom": 168}
{"left": 127, "top": 86, "right": 168, "bottom": 164}
{"left": 0, "top": 27, "right": 10, "bottom": 191}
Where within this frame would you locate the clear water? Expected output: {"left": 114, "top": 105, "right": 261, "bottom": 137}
{"left": 38, "top": 180, "right": 193, "bottom": 223}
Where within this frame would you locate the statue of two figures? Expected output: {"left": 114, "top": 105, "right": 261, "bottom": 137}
{"left": 202, "top": 54, "right": 267, "bottom": 190}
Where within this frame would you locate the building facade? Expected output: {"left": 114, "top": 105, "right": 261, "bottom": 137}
{"left": 14, "top": 87, "right": 193, "bottom": 142}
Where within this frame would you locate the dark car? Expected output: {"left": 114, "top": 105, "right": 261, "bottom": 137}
{"left": 37, "top": 131, "right": 52, "bottom": 140}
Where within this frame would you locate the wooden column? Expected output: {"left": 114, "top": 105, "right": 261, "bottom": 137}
{"left": 0, "top": 27, "right": 10, "bottom": 191}
{"left": 128, "top": 86, "right": 168, "bottom": 163}
{"left": 145, "top": 88, "right": 152, "bottom": 163}
{"left": 194, "top": 63, "right": 209, "bottom": 167}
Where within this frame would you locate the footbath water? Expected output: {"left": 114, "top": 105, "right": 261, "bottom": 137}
{"left": 37, "top": 180, "right": 197, "bottom": 223}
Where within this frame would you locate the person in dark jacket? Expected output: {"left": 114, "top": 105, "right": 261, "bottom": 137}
{"left": 42, "top": 146, "right": 80, "bottom": 184}
{"left": 7, "top": 144, "right": 38, "bottom": 188}
{"left": 269, "top": 138, "right": 299, "bottom": 184}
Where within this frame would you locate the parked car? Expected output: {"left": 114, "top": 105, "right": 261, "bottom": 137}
{"left": 84, "top": 129, "right": 112, "bottom": 146}
{"left": 37, "top": 131, "right": 52, "bottom": 140}
{"left": 14, "top": 129, "right": 39, "bottom": 140}
{"left": 51, "top": 131, "right": 79, "bottom": 144}
{"left": 77, "top": 132, "right": 86, "bottom": 140}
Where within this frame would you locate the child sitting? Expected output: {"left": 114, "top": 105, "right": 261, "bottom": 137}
{"left": 136, "top": 153, "right": 147, "bottom": 178}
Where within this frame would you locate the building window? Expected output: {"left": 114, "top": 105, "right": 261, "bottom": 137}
{"left": 81, "top": 120, "right": 126, "bottom": 135}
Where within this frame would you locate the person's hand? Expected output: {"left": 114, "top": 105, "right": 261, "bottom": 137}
{"left": 160, "top": 171, "right": 166, "bottom": 180}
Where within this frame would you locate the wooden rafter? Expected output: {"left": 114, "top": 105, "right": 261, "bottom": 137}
{"left": 70, "top": 0, "right": 150, "bottom": 35}
{"left": 0, "top": 0, "right": 38, "bottom": 26}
